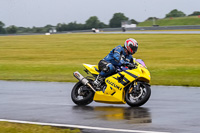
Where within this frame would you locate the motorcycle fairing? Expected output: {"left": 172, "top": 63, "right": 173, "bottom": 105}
{"left": 94, "top": 70, "right": 138, "bottom": 104}
{"left": 83, "top": 62, "right": 150, "bottom": 83}
{"left": 83, "top": 64, "right": 99, "bottom": 75}
{"left": 84, "top": 62, "right": 151, "bottom": 104}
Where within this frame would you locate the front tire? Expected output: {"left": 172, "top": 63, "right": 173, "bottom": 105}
{"left": 71, "top": 81, "right": 94, "bottom": 106}
{"left": 125, "top": 83, "right": 151, "bottom": 107}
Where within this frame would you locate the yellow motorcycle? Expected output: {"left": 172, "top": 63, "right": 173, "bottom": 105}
{"left": 72, "top": 59, "right": 151, "bottom": 107}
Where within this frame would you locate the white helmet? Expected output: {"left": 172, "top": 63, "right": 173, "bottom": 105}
{"left": 124, "top": 38, "right": 138, "bottom": 55}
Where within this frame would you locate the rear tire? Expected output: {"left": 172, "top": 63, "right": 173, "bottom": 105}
{"left": 71, "top": 81, "right": 94, "bottom": 106}
{"left": 125, "top": 83, "right": 151, "bottom": 107}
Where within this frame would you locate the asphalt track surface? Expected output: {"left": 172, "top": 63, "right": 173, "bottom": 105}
{"left": 0, "top": 81, "right": 200, "bottom": 133}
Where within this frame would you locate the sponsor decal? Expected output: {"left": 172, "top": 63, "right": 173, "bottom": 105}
{"left": 113, "top": 75, "right": 130, "bottom": 86}
{"left": 74, "top": 73, "right": 80, "bottom": 78}
{"left": 106, "top": 79, "right": 122, "bottom": 90}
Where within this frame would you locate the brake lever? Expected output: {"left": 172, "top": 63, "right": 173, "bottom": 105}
{"left": 133, "top": 58, "right": 136, "bottom": 65}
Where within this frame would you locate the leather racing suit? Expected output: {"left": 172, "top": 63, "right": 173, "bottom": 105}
{"left": 98, "top": 45, "right": 133, "bottom": 77}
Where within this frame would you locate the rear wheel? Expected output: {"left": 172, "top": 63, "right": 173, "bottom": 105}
{"left": 125, "top": 82, "right": 151, "bottom": 107}
{"left": 71, "top": 81, "right": 94, "bottom": 106}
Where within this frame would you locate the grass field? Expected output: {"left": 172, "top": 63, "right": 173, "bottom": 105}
{"left": 0, "top": 122, "right": 80, "bottom": 133}
{"left": 138, "top": 15, "right": 200, "bottom": 26}
{"left": 0, "top": 33, "right": 200, "bottom": 86}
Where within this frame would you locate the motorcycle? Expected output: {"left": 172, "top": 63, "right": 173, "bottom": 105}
{"left": 71, "top": 59, "right": 151, "bottom": 107}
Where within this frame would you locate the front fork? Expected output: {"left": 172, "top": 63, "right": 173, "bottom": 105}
{"left": 128, "top": 81, "right": 141, "bottom": 94}
{"left": 128, "top": 81, "right": 150, "bottom": 94}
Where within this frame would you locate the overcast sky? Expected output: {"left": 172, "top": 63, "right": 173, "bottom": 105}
{"left": 0, "top": 0, "right": 200, "bottom": 27}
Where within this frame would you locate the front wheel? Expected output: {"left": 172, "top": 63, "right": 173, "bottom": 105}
{"left": 125, "top": 82, "right": 151, "bottom": 107}
{"left": 71, "top": 81, "right": 94, "bottom": 106}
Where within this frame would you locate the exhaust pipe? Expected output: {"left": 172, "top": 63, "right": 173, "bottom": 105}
{"left": 73, "top": 71, "right": 96, "bottom": 92}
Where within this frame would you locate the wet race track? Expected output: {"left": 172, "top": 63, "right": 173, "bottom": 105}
{"left": 0, "top": 80, "right": 200, "bottom": 133}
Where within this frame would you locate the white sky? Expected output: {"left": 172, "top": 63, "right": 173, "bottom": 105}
{"left": 0, "top": 0, "right": 200, "bottom": 27}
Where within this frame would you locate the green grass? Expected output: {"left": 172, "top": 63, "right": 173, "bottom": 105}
{"left": 0, "top": 33, "right": 200, "bottom": 86}
{"left": 0, "top": 122, "right": 80, "bottom": 133}
{"left": 138, "top": 15, "right": 200, "bottom": 26}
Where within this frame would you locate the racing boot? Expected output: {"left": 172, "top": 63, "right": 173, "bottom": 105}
{"left": 93, "top": 75, "right": 105, "bottom": 90}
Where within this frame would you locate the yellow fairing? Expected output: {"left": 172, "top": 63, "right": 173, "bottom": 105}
{"left": 93, "top": 62, "right": 150, "bottom": 104}
{"left": 94, "top": 72, "right": 136, "bottom": 104}
{"left": 83, "top": 64, "right": 99, "bottom": 75}
{"left": 131, "top": 62, "right": 151, "bottom": 83}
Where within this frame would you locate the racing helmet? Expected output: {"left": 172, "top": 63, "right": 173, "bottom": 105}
{"left": 124, "top": 38, "right": 138, "bottom": 55}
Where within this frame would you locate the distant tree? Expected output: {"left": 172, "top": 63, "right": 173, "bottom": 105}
{"left": 75, "top": 23, "right": 85, "bottom": 30}
{"left": 145, "top": 17, "right": 159, "bottom": 21}
{"left": 85, "top": 16, "right": 107, "bottom": 29}
{"left": 44, "top": 24, "right": 53, "bottom": 29}
{"left": 67, "top": 22, "right": 78, "bottom": 30}
{"left": 0, "top": 21, "right": 5, "bottom": 27}
{"left": 56, "top": 22, "right": 85, "bottom": 31}
{"left": 0, "top": 21, "right": 6, "bottom": 34}
{"left": 165, "top": 9, "right": 186, "bottom": 18}
{"left": 188, "top": 11, "right": 200, "bottom": 16}
{"left": 130, "top": 19, "right": 139, "bottom": 24}
{"left": 56, "top": 17, "right": 108, "bottom": 32}
{"left": 42, "top": 24, "right": 58, "bottom": 33}
{"left": 44, "top": 24, "right": 53, "bottom": 32}
{"left": 61, "top": 24, "right": 68, "bottom": 31}
{"left": 32, "top": 26, "right": 44, "bottom": 33}
{"left": 85, "top": 16, "right": 99, "bottom": 29}
{"left": 6, "top": 25, "right": 18, "bottom": 34}
{"left": 56, "top": 23, "right": 63, "bottom": 31}
{"left": 109, "top": 13, "right": 129, "bottom": 28}
{"left": 17, "top": 27, "right": 27, "bottom": 33}
{"left": 99, "top": 22, "right": 109, "bottom": 28}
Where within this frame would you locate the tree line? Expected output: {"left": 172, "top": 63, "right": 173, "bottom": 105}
{"left": 0, "top": 13, "right": 134, "bottom": 34}
{"left": 0, "top": 10, "right": 200, "bottom": 34}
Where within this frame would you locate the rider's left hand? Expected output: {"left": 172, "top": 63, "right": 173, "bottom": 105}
{"left": 127, "top": 63, "right": 136, "bottom": 69}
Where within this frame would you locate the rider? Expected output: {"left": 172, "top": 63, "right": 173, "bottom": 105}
{"left": 94, "top": 38, "right": 138, "bottom": 88}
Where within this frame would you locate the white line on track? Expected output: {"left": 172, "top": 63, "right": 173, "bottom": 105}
{"left": 0, "top": 119, "right": 170, "bottom": 133}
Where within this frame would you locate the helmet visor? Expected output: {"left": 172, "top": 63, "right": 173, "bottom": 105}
{"left": 129, "top": 44, "right": 138, "bottom": 54}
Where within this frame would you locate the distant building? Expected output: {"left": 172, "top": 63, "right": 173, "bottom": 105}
{"left": 49, "top": 27, "right": 57, "bottom": 33}
{"left": 121, "top": 21, "right": 137, "bottom": 28}
{"left": 92, "top": 28, "right": 99, "bottom": 33}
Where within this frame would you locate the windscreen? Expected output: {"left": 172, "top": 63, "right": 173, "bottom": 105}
{"left": 136, "top": 59, "right": 146, "bottom": 68}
